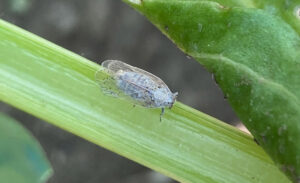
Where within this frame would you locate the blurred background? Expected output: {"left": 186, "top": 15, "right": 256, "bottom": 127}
{"left": 0, "top": 0, "right": 240, "bottom": 182}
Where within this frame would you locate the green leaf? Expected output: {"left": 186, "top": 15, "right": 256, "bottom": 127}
{"left": 252, "top": 0, "right": 300, "bottom": 35}
{"left": 123, "top": 0, "right": 300, "bottom": 181}
{"left": 0, "top": 18, "right": 292, "bottom": 183}
{"left": 0, "top": 113, "right": 52, "bottom": 183}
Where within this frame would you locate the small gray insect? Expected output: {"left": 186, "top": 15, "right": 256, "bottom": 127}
{"left": 95, "top": 60, "right": 178, "bottom": 121}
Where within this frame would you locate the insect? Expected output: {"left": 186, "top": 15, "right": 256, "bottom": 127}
{"left": 95, "top": 60, "right": 178, "bottom": 121}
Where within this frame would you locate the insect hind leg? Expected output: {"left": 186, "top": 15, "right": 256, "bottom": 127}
{"left": 160, "top": 108, "right": 165, "bottom": 122}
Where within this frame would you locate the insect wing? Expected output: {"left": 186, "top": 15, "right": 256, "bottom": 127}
{"left": 95, "top": 67, "right": 124, "bottom": 97}
{"left": 95, "top": 67, "right": 145, "bottom": 105}
{"left": 129, "top": 65, "right": 170, "bottom": 90}
{"left": 98, "top": 60, "right": 174, "bottom": 108}
{"left": 102, "top": 60, "right": 168, "bottom": 89}
{"left": 101, "top": 60, "right": 134, "bottom": 73}
{"left": 116, "top": 71, "right": 158, "bottom": 107}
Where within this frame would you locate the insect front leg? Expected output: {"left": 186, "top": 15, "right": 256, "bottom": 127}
{"left": 160, "top": 108, "right": 165, "bottom": 122}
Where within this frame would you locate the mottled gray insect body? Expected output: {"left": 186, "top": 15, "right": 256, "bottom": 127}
{"left": 116, "top": 71, "right": 177, "bottom": 108}
{"left": 95, "top": 60, "right": 178, "bottom": 120}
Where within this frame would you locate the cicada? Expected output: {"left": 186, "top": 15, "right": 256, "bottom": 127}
{"left": 95, "top": 60, "right": 178, "bottom": 121}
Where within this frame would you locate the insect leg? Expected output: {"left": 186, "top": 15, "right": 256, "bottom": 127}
{"left": 160, "top": 108, "right": 165, "bottom": 122}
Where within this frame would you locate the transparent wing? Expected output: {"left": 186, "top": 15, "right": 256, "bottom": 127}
{"left": 101, "top": 60, "right": 134, "bottom": 73}
{"left": 130, "top": 66, "right": 168, "bottom": 88}
{"left": 102, "top": 60, "right": 168, "bottom": 89}
{"left": 94, "top": 67, "right": 124, "bottom": 97}
{"left": 95, "top": 67, "right": 147, "bottom": 106}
